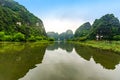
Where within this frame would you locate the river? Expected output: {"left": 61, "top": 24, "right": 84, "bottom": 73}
{"left": 0, "top": 42, "right": 120, "bottom": 80}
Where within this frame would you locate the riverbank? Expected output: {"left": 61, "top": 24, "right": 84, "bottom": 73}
{"left": 74, "top": 41, "right": 120, "bottom": 53}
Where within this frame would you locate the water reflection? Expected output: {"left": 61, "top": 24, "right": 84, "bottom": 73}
{"left": 47, "top": 42, "right": 74, "bottom": 52}
{"left": 20, "top": 42, "right": 120, "bottom": 80}
{"left": 47, "top": 42, "right": 120, "bottom": 70}
{"left": 74, "top": 44, "right": 120, "bottom": 69}
{"left": 1, "top": 42, "right": 120, "bottom": 80}
{"left": 0, "top": 42, "right": 47, "bottom": 80}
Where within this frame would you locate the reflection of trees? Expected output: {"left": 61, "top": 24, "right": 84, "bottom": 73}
{"left": 0, "top": 42, "right": 47, "bottom": 80}
{"left": 47, "top": 43, "right": 59, "bottom": 50}
{"left": 75, "top": 45, "right": 91, "bottom": 61}
{"left": 47, "top": 42, "right": 74, "bottom": 52}
{"left": 75, "top": 44, "right": 120, "bottom": 70}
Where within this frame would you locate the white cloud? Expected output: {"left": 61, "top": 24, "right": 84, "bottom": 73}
{"left": 42, "top": 16, "right": 84, "bottom": 34}
{"left": 36, "top": 1, "right": 120, "bottom": 34}
{"left": 38, "top": 7, "right": 87, "bottom": 34}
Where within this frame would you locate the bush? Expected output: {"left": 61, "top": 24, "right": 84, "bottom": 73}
{"left": 35, "top": 36, "right": 43, "bottom": 41}
{"left": 0, "top": 31, "right": 5, "bottom": 41}
{"left": 48, "top": 38, "right": 54, "bottom": 41}
{"left": 4, "top": 35, "right": 13, "bottom": 41}
{"left": 113, "top": 35, "right": 120, "bottom": 40}
{"left": 13, "top": 32, "right": 25, "bottom": 41}
{"left": 27, "top": 36, "right": 36, "bottom": 41}
{"left": 42, "top": 36, "right": 47, "bottom": 40}
{"left": 79, "top": 37, "right": 87, "bottom": 41}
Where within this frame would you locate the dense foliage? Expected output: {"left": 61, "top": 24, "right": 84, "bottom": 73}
{"left": 74, "top": 14, "right": 120, "bottom": 41}
{"left": 47, "top": 32, "right": 59, "bottom": 41}
{"left": 47, "top": 30, "right": 74, "bottom": 41}
{"left": 74, "top": 22, "right": 91, "bottom": 38}
{"left": 0, "top": 31, "right": 49, "bottom": 42}
{"left": 0, "top": 0, "right": 46, "bottom": 41}
{"left": 89, "top": 14, "right": 120, "bottom": 40}
{"left": 59, "top": 30, "right": 74, "bottom": 41}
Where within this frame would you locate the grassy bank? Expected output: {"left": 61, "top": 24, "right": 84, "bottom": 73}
{"left": 74, "top": 41, "right": 120, "bottom": 53}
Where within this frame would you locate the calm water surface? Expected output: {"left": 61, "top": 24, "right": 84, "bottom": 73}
{"left": 0, "top": 42, "right": 120, "bottom": 80}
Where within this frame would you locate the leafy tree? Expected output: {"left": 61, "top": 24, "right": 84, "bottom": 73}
{"left": 4, "top": 35, "right": 12, "bottom": 41}
{"left": 113, "top": 35, "right": 120, "bottom": 40}
{"left": 27, "top": 36, "right": 36, "bottom": 41}
{"left": 0, "top": 31, "right": 5, "bottom": 41}
{"left": 35, "top": 36, "right": 43, "bottom": 41}
{"left": 13, "top": 32, "right": 25, "bottom": 41}
{"left": 48, "top": 38, "right": 54, "bottom": 41}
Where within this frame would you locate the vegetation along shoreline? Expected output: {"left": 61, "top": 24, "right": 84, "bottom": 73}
{"left": 71, "top": 41, "right": 120, "bottom": 54}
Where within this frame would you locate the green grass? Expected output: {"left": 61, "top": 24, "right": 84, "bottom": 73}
{"left": 75, "top": 40, "right": 120, "bottom": 53}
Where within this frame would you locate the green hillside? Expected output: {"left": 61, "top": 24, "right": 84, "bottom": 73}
{"left": 0, "top": 0, "right": 46, "bottom": 41}
{"left": 74, "top": 14, "right": 120, "bottom": 41}
{"left": 74, "top": 22, "right": 91, "bottom": 38}
{"left": 89, "top": 14, "right": 120, "bottom": 40}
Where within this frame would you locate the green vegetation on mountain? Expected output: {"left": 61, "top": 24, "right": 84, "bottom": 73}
{"left": 74, "top": 14, "right": 120, "bottom": 41}
{"left": 47, "top": 32, "right": 59, "bottom": 41}
{"left": 0, "top": 0, "right": 46, "bottom": 41}
{"left": 72, "top": 14, "right": 120, "bottom": 53}
{"left": 74, "top": 22, "right": 91, "bottom": 38}
{"left": 74, "top": 22, "right": 91, "bottom": 41}
{"left": 47, "top": 30, "right": 74, "bottom": 41}
{"left": 59, "top": 30, "right": 74, "bottom": 41}
{"left": 89, "top": 14, "right": 120, "bottom": 40}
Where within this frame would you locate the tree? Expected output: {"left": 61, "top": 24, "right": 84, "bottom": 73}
{"left": 0, "top": 31, "right": 5, "bottom": 41}
{"left": 113, "top": 35, "right": 120, "bottom": 40}
{"left": 13, "top": 32, "right": 25, "bottom": 41}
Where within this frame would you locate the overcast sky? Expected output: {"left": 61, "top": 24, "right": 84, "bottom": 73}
{"left": 15, "top": 0, "right": 120, "bottom": 33}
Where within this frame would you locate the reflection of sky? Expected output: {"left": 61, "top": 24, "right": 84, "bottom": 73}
{"left": 20, "top": 48, "right": 120, "bottom": 80}
{"left": 15, "top": 0, "right": 120, "bottom": 33}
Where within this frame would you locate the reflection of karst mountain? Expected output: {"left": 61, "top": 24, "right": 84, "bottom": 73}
{"left": 47, "top": 42, "right": 74, "bottom": 52}
{"left": 0, "top": 43, "right": 47, "bottom": 80}
{"left": 75, "top": 44, "right": 120, "bottom": 70}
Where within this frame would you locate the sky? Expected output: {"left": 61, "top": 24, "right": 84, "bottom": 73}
{"left": 15, "top": 0, "right": 120, "bottom": 33}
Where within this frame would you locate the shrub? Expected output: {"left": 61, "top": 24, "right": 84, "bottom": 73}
{"left": 42, "top": 36, "right": 47, "bottom": 40}
{"left": 4, "top": 35, "right": 13, "bottom": 41}
{"left": 113, "top": 35, "right": 120, "bottom": 40}
{"left": 27, "top": 36, "right": 36, "bottom": 41}
{"left": 48, "top": 38, "right": 54, "bottom": 41}
{"left": 13, "top": 32, "right": 25, "bottom": 41}
{"left": 35, "top": 36, "right": 43, "bottom": 41}
{"left": 79, "top": 37, "right": 87, "bottom": 41}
